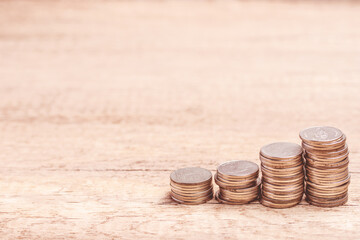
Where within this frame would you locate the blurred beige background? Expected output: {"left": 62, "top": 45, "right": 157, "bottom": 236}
{"left": 0, "top": 1, "right": 359, "bottom": 239}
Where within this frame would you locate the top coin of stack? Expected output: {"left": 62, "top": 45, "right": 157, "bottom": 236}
{"left": 215, "top": 160, "right": 260, "bottom": 204}
{"left": 170, "top": 167, "right": 213, "bottom": 205}
{"left": 300, "top": 126, "right": 350, "bottom": 207}
{"left": 260, "top": 142, "right": 304, "bottom": 208}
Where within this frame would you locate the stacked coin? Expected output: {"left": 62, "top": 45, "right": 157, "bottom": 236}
{"left": 215, "top": 160, "right": 260, "bottom": 204}
{"left": 260, "top": 142, "right": 304, "bottom": 208}
{"left": 300, "top": 126, "right": 350, "bottom": 207}
{"left": 170, "top": 167, "right": 213, "bottom": 204}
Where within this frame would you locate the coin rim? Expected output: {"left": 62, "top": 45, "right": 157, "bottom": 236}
{"left": 299, "top": 126, "right": 344, "bottom": 144}
{"left": 217, "top": 160, "right": 259, "bottom": 178}
{"left": 170, "top": 167, "right": 213, "bottom": 185}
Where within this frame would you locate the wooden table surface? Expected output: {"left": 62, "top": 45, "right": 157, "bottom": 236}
{"left": 1, "top": 1, "right": 360, "bottom": 239}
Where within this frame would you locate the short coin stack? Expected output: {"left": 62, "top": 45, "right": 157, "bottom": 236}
{"left": 170, "top": 167, "right": 213, "bottom": 204}
{"left": 300, "top": 126, "right": 350, "bottom": 207}
{"left": 215, "top": 160, "right": 260, "bottom": 204}
{"left": 260, "top": 142, "right": 304, "bottom": 208}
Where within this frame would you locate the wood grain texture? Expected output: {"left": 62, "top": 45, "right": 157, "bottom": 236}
{"left": 0, "top": 0, "right": 360, "bottom": 239}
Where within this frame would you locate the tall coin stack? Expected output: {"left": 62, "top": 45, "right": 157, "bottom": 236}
{"left": 170, "top": 167, "right": 213, "bottom": 205}
{"left": 300, "top": 126, "right": 350, "bottom": 207}
{"left": 215, "top": 160, "right": 260, "bottom": 204}
{"left": 260, "top": 142, "right": 304, "bottom": 208}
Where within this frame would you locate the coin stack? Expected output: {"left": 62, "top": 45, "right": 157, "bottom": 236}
{"left": 170, "top": 167, "right": 213, "bottom": 205}
{"left": 300, "top": 126, "right": 350, "bottom": 207}
{"left": 260, "top": 142, "right": 304, "bottom": 208}
{"left": 215, "top": 160, "right": 260, "bottom": 204}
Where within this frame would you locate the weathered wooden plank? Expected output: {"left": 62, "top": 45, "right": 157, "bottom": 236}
{"left": 0, "top": 122, "right": 359, "bottom": 172}
{"left": 0, "top": 0, "right": 360, "bottom": 239}
{"left": 0, "top": 170, "right": 359, "bottom": 239}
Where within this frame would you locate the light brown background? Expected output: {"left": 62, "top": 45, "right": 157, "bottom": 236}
{"left": 0, "top": 0, "right": 359, "bottom": 239}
